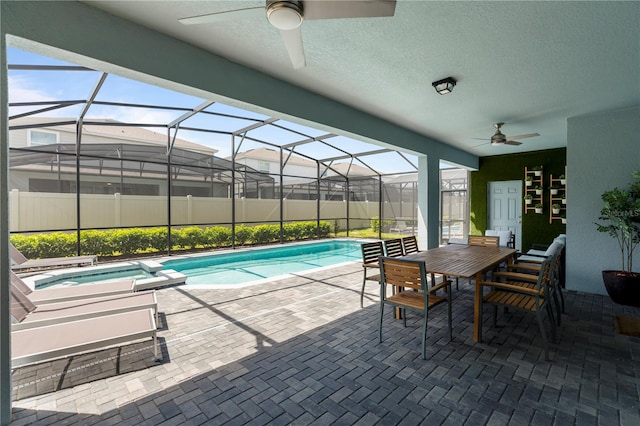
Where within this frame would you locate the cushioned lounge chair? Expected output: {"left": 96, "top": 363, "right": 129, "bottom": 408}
{"left": 10, "top": 242, "right": 97, "bottom": 271}
{"left": 10, "top": 276, "right": 158, "bottom": 331}
{"left": 11, "top": 309, "right": 158, "bottom": 368}
{"left": 11, "top": 271, "right": 135, "bottom": 304}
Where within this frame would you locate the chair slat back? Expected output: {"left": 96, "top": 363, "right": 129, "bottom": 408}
{"left": 9, "top": 242, "right": 28, "bottom": 265}
{"left": 468, "top": 235, "right": 500, "bottom": 247}
{"left": 10, "top": 273, "right": 37, "bottom": 323}
{"left": 383, "top": 238, "right": 405, "bottom": 257}
{"left": 402, "top": 236, "right": 419, "bottom": 255}
{"left": 361, "top": 241, "right": 384, "bottom": 265}
{"left": 380, "top": 257, "right": 425, "bottom": 292}
{"left": 11, "top": 271, "right": 34, "bottom": 295}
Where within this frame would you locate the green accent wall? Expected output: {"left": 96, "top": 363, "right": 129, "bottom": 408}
{"left": 470, "top": 148, "right": 566, "bottom": 251}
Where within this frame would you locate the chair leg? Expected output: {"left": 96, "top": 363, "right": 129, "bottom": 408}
{"left": 402, "top": 308, "right": 407, "bottom": 327}
{"left": 552, "top": 291, "right": 562, "bottom": 326}
{"left": 478, "top": 297, "right": 483, "bottom": 342}
{"left": 422, "top": 307, "right": 428, "bottom": 360}
{"left": 558, "top": 288, "right": 566, "bottom": 313}
{"left": 535, "top": 310, "right": 550, "bottom": 361}
{"left": 447, "top": 291, "right": 453, "bottom": 342}
{"left": 360, "top": 275, "right": 366, "bottom": 308}
{"left": 546, "top": 303, "right": 557, "bottom": 344}
{"left": 379, "top": 304, "right": 386, "bottom": 345}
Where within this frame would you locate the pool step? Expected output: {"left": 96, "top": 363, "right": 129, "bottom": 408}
{"left": 135, "top": 269, "right": 186, "bottom": 291}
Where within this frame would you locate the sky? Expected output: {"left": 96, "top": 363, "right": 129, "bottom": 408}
{"left": 7, "top": 47, "right": 419, "bottom": 175}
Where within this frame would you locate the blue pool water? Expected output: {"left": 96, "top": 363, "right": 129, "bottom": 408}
{"left": 162, "top": 240, "right": 363, "bottom": 286}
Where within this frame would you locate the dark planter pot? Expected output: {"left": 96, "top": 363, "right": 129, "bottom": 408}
{"left": 602, "top": 270, "right": 640, "bottom": 307}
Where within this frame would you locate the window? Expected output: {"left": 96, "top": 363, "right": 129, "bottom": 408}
{"left": 29, "top": 130, "right": 59, "bottom": 146}
{"left": 440, "top": 168, "right": 469, "bottom": 244}
{"left": 259, "top": 161, "right": 270, "bottom": 173}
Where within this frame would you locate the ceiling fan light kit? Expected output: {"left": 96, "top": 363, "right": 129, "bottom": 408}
{"left": 432, "top": 77, "right": 457, "bottom": 95}
{"left": 267, "top": 1, "right": 303, "bottom": 30}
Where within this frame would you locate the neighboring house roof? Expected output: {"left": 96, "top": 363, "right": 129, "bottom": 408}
{"left": 10, "top": 117, "right": 217, "bottom": 155}
{"left": 232, "top": 147, "right": 312, "bottom": 167}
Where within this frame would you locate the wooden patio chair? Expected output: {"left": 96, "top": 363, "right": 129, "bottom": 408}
{"left": 383, "top": 238, "right": 405, "bottom": 257}
{"left": 401, "top": 235, "right": 420, "bottom": 255}
{"left": 10, "top": 242, "right": 97, "bottom": 271}
{"left": 378, "top": 256, "right": 452, "bottom": 360}
{"left": 468, "top": 235, "right": 500, "bottom": 247}
{"left": 360, "top": 241, "right": 383, "bottom": 308}
{"left": 478, "top": 252, "right": 558, "bottom": 361}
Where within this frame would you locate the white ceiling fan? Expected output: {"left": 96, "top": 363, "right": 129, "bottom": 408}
{"left": 179, "top": 0, "right": 397, "bottom": 69}
{"left": 476, "top": 122, "right": 540, "bottom": 146}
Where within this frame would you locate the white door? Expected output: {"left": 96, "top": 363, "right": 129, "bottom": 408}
{"left": 488, "top": 180, "right": 522, "bottom": 251}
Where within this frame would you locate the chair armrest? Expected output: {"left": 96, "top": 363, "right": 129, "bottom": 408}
{"left": 530, "top": 243, "right": 550, "bottom": 251}
{"left": 492, "top": 271, "right": 539, "bottom": 283}
{"left": 480, "top": 280, "right": 542, "bottom": 295}
{"left": 429, "top": 279, "right": 452, "bottom": 293}
{"left": 505, "top": 263, "right": 541, "bottom": 273}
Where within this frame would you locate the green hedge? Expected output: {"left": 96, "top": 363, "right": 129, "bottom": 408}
{"left": 10, "top": 221, "right": 332, "bottom": 259}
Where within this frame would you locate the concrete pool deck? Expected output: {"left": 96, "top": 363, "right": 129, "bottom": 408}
{"left": 9, "top": 262, "right": 640, "bottom": 425}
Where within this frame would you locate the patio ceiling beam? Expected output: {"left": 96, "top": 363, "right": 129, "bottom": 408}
{"left": 233, "top": 117, "right": 278, "bottom": 136}
{"left": 9, "top": 101, "right": 84, "bottom": 120}
{"left": 319, "top": 148, "right": 391, "bottom": 163}
{"left": 8, "top": 64, "right": 95, "bottom": 71}
{"left": 9, "top": 120, "right": 77, "bottom": 131}
{"left": 91, "top": 100, "right": 194, "bottom": 112}
{"left": 168, "top": 100, "right": 215, "bottom": 128}
{"left": 281, "top": 133, "right": 336, "bottom": 149}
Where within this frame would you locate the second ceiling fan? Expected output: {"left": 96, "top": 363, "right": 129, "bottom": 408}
{"left": 179, "top": 0, "right": 397, "bottom": 69}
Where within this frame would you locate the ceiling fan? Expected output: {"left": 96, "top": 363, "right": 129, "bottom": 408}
{"left": 178, "top": 0, "right": 397, "bottom": 69}
{"left": 477, "top": 122, "right": 540, "bottom": 146}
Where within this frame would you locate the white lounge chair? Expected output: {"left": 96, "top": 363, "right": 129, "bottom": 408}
{"left": 10, "top": 242, "right": 97, "bottom": 271}
{"left": 10, "top": 275, "right": 158, "bottom": 331}
{"left": 11, "top": 271, "right": 135, "bottom": 304}
{"left": 11, "top": 309, "right": 158, "bottom": 368}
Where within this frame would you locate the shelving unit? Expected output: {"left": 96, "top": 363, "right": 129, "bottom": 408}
{"left": 524, "top": 166, "right": 543, "bottom": 214}
{"left": 549, "top": 167, "right": 567, "bottom": 223}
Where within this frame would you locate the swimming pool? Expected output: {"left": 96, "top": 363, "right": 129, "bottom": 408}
{"left": 162, "top": 239, "right": 363, "bottom": 287}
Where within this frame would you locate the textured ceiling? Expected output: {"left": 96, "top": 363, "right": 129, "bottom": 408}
{"left": 83, "top": 0, "right": 639, "bottom": 157}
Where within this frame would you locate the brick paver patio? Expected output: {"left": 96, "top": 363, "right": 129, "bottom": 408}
{"left": 9, "top": 262, "right": 640, "bottom": 425}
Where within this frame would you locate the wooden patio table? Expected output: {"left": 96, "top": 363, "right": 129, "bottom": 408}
{"left": 403, "top": 244, "right": 516, "bottom": 342}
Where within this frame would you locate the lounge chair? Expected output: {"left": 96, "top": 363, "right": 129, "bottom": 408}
{"left": 11, "top": 271, "right": 135, "bottom": 304}
{"left": 11, "top": 275, "right": 158, "bottom": 331}
{"left": 10, "top": 242, "right": 97, "bottom": 271}
{"left": 11, "top": 309, "right": 158, "bottom": 368}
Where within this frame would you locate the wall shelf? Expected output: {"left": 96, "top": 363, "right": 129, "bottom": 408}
{"left": 524, "top": 166, "right": 543, "bottom": 214}
{"left": 549, "top": 167, "right": 567, "bottom": 223}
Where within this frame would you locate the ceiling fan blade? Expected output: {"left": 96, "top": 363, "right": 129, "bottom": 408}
{"left": 304, "top": 0, "right": 397, "bottom": 20}
{"left": 179, "top": 6, "right": 264, "bottom": 25}
{"left": 280, "top": 27, "right": 306, "bottom": 69}
{"left": 504, "top": 140, "right": 523, "bottom": 146}
{"left": 506, "top": 132, "right": 539, "bottom": 141}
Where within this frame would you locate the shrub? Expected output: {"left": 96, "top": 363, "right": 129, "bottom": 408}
{"left": 148, "top": 227, "right": 168, "bottom": 252}
{"left": 176, "top": 226, "right": 205, "bottom": 249}
{"left": 252, "top": 224, "right": 280, "bottom": 244}
{"left": 205, "top": 226, "right": 232, "bottom": 248}
{"left": 81, "top": 230, "right": 115, "bottom": 256}
{"left": 111, "top": 228, "right": 149, "bottom": 255}
{"left": 234, "top": 225, "right": 252, "bottom": 245}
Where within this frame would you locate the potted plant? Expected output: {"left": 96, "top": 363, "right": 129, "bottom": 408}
{"left": 535, "top": 185, "right": 543, "bottom": 195}
{"left": 525, "top": 176, "right": 533, "bottom": 186}
{"left": 524, "top": 194, "right": 533, "bottom": 205}
{"left": 534, "top": 203, "right": 543, "bottom": 214}
{"left": 561, "top": 193, "right": 567, "bottom": 204}
{"left": 552, "top": 204, "right": 561, "bottom": 214}
{"left": 550, "top": 186, "right": 559, "bottom": 195}
{"left": 594, "top": 171, "right": 640, "bottom": 306}
{"left": 559, "top": 174, "right": 566, "bottom": 185}
{"left": 561, "top": 215, "right": 567, "bottom": 224}
{"left": 532, "top": 165, "right": 542, "bottom": 176}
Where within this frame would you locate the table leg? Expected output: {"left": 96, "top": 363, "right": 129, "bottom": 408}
{"left": 473, "top": 271, "right": 483, "bottom": 342}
